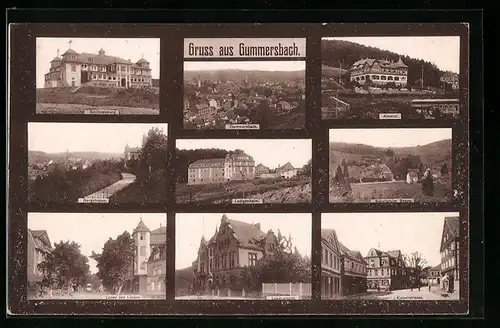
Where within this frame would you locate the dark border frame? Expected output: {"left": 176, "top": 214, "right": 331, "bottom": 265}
{"left": 7, "top": 14, "right": 482, "bottom": 317}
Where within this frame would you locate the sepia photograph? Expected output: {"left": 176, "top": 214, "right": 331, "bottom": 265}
{"left": 28, "top": 123, "right": 168, "bottom": 205}
{"left": 321, "top": 36, "right": 460, "bottom": 120}
{"left": 321, "top": 212, "right": 461, "bottom": 300}
{"left": 183, "top": 61, "right": 306, "bottom": 130}
{"left": 36, "top": 37, "right": 160, "bottom": 115}
{"left": 175, "top": 139, "right": 312, "bottom": 204}
{"left": 27, "top": 213, "right": 167, "bottom": 300}
{"left": 329, "top": 128, "right": 452, "bottom": 203}
{"left": 175, "top": 213, "right": 312, "bottom": 300}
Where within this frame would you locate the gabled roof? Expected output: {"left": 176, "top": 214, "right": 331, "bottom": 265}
{"left": 150, "top": 226, "right": 166, "bottom": 245}
{"left": 276, "top": 162, "right": 295, "bottom": 172}
{"left": 429, "top": 264, "right": 441, "bottom": 271}
{"left": 387, "top": 250, "right": 402, "bottom": 258}
{"left": 321, "top": 229, "right": 340, "bottom": 254}
{"left": 189, "top": 158, "right": 225, "bottom": 167}
{"left": 227, "top": 219, "right": 267, "bottom": 249}
{"left": 59, "top": 48, "right": 150, "bottom": 69}
{"left": 29, "top": 229, "right": 52, "bottom": 251}
{"left": 133, "top": 219, "right": 150, "bottom": 233}
{"left": 440, "top": 216, "right": 459, "bottom": 251}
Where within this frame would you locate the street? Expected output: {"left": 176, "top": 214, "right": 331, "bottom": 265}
{"left": 29, "top": 290, "right": 164, "bottom": 300}
{"left": 80, "top": 172, "right": 136, "bottom": 200}
{"left": 346, "top": 287, "right": 459, "bottom": 300}
{"left": 176, "top": 295, "right": 261, "bottom": 300}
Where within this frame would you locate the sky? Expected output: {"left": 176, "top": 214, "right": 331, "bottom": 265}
{"left": 28, "top": 213, "right": 167, "bottom": 274}
{"left": 176, "top": 139, "right": 311, "bottom": 169}
{"left": 321, "top": 212, "right": 459, "bottom": 267}
{"left": 323, "top": 36, "right": 460, "bottom": 74}
{"left": 184, "top": 61, "right": 305, "bottom": 72}
{"left": 28, "top": 123, "right": 168, "bottom": 153}
{"left": 175, "top": 213, "right": 312, "bottom": 269}
{"left": 329, "top": 128, "right": 451, "bottom": 148}
{"left": 36, "top": 37, "right": 160, "bottom": 88}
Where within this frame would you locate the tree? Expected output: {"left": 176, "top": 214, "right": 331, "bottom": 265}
{"left": 91, "top": 231, "right": 135, "bottom": 295}
{"left": 441, "top": 163, "right": 449, "bottom": 176}
{"left": 403, "top": 252, "right": 428, "bottom": 291}
{"left": 334, "top": 165, "right": 344, "bottom": 182}
{"left": 343, "top": 165, "right": 349, "bottom": 179}
{"left": 301, "top": 159, "right": 312, "bottom": 177}
{"left": 38, "top": 241, "right": 90, "bottom": 292}
{"left": 141, "top": 127, "right": 168, "bottom": 174}
{"left": 385, "top": 148, "right": 395, "bottom": 157}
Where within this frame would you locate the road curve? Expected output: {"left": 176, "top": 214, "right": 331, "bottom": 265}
{"left": 81, "top": 172, "right": 136, "bottom": 200}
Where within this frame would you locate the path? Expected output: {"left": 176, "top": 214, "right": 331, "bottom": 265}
{"left": 353, "top": 180, "right": 402, "bottom": 186}
{"left": 347, "top": 288, "right": 455, "bottom": 300}
{"left": 81, "top": 172, "right": 136, "bottom": 201}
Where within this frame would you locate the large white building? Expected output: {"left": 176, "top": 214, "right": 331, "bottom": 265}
{"left": 44, "top": 43, "right": 153, "bottom": 89}
{"left": 349, "top": 57, "right": 408, "bottom": 87}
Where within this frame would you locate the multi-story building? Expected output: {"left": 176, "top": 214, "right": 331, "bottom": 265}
{"left": 27, "top": 229, "right": 52, "bottom": 285}
{"left": 321, "top": 229, "right": 367, "bottom": 298}
{"left": 44, "top": 44, "right": 152, "bottom": 89}
{"left": 255, "top": 164, "right": 270, "bottom": 177}
{"left": 440, "top": 71, "right": 459, "bottom": 90}
{"left": 350, "top": 57, "right": 408, "bottom": 87}
{"left": 192, "top": 214, "right": 279, "bottom": 293}
{"left": 127, "top": 219, "right": 167, "bottom": 294}
{"left": 276, "top": 162, "right": 298, "bottom": 179}
{"left": 365, "top": 248, "right": 409, "bottom": 291}
{"left": 187, "top": 150, "right": 255, "bottom": 185}
{"left": 427, "top": 264, "right": 441, "bottom": 285}
{"left": 124, "top": 144, "right": 141, "bottom": 161}
{"left": 440, "top": 216, "right": 460, "bottom": 294}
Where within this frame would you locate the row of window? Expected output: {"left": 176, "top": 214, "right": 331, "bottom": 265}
{"left": 367, "top": 268, "right": 404, "bottom": 276}
{"left": 441, "top": 256, "right": 457, "bottom": 271}
{"left": 68, "top": 63, "right": 149, "bottom": 75}
{"left": 352, "top": 67, "right": 407, "bottom": 75}
{"left": 322, "top": 246, "right": 341, "bottom": 271}
{"left": 352, "top": 75, "right": 407, "bottom": 82}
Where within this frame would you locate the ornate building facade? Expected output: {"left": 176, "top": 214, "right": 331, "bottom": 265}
{"left": 44, "top": 43, "right": 152, "bottom": 89}
{"left": 365, "top": 248, "right": 410, "bottom": 291}
{"left": 192, "top": 214, "right": 278, "bottom": 293}
{"left": 187, "top": 149, "right": 255, "bottom": 185}
{"left": 350, "top": 57, "right": 408, "bottom": 87}
{"left": 321, "top": 229, "right": 368, "bottom": 299}
{"left": 440, "top": 216, "right": 460, "bottom": 294}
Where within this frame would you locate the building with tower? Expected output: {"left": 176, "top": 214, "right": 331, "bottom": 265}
{"left": 43, "top": 40, "right": 153, "bottom": 89}
{"left": 126, "top": 218, "right": 166, "bottom": 294}
{"left": 349, "top": 57, "right": 408, "bottom": 87}
{"left": 187, "top": 149, "right": 256, "bottom": 185}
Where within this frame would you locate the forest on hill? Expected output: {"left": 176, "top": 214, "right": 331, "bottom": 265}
{"left": 322, "top": 39, "right": 451, "bottom": 89}
{"left": 184, "top": 69, "right": 305, "bottom": 83}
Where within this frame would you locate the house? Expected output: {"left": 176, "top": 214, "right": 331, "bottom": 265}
{"left": 124, "top": 144, "right": 141, "bottom": 161}
{"left": 427, "top": 264, "right": 441, "bottom": 285}
{"left": 192, "top": 214, "right": 279, "bottom": 294}
{"left": 440, "top": 216, "right": 460, "bottom": 294}
{"left": 187, "top": 149, "right": 255, "bottom": 185}
{"left": 364, "top": 248, "right": 410, "bottom": 291}
{"left": 276, "top": 162, "right": 298, "bottom": 179}
{"left": 360, "top": 163, "right": 394, "bottom": 182}
{"left": 321, "top": 229, "right": 368, "bottom": 298}
{"left": 44, "top": 43, "right": 153, "bottom": 89}
{"left": 440, "top": 71, "right": 459, "bottom": 90}
{"left": 27, "top": 229, "right": 53, "bottom": 285}
{"left": 406, "top": 169, "right": 419, "bottom": 184}
{"left": 255, "top": 164, "right": 270, "bottom": 177}
{"left": 124, "top": 219, "right": 167, "bottom": 294}
{"left": 350, "top": 57, "right": 408, "bottom": 87}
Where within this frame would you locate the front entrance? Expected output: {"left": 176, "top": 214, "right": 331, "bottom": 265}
{"left": 121, "top": 78, "right": 126, "bottom": 87}
{"left": 71, "top": 81, "right": 75, "bottom": 87}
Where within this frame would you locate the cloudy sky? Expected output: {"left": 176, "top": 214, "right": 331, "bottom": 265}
{"left": 329, "top": 128, "right": 451, "bottom": 148}
{"left": 321, "top": 212, "right": 459, "bottom": 267}
{"left": 28, "top": 123, "right": 168, "bottom": 153}
{"left": 36, "top": 37, "right": 160, "bottom": 88}
{"left": 177, "top": 139, "right": 311, "bottom": 169}
{"left": 323, "top": 36, "right": 460, "bottom": 73}
{"left": 175, "top": 213, "right": 312, "bottom": 270}
{"left": 28, "top": 213, "right": 167, "bottom": 274}
{"left": 184, "top": 61, "right": 305, "bottom": 71}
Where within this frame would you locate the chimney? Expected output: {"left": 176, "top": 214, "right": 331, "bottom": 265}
{"left": 254, "top": 222, "right": 261, "bottom": 230}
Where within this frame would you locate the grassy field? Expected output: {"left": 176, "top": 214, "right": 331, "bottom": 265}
{"left": 176, "top": 178, "right": 311, "bottom": 204}
{"left": 36, "top": 87, "right": 160, "bottom": 115}
{"left": 329, "top": 178, "right": 452, "bottom": 203}
{"left": 322, "top": 92, "right": 458, "bottom": 120}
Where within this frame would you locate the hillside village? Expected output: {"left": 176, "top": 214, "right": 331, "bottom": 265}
{"left": 329, "top": 140, "right": 453, "bottom": 202}
{"left": 184, "top": 70, "right": 305, "bottom": 129}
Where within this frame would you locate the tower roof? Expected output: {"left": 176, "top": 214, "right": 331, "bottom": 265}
{"left": 51, "top": 56, "right": 62, "bottom": 62}
{"left": 133, "top": 219, "right": 150, "bottom": 233}
{"left": 137, "top": 58, "right": 149, "bottom": 64}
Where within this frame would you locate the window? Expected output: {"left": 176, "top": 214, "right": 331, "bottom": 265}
{"left": 248, "top": 253, "right": 258, "bottom": 266}
{"left": 140, "top": 233, "right": 144, "bottom": 241}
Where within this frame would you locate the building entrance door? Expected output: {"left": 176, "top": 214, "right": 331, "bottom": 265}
{"left": 71, "top": 81, "right": 75, "bottom": 87}
{"left": 121, "top": 78, "right": 126, "bottom": 87}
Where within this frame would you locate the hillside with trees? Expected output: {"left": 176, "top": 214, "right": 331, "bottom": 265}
{"left": 322, "top": 39, "right": 449, "bottom": 89}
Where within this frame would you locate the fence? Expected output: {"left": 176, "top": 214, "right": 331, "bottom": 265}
{"left": 262, "top": 283, "right": 312, "bottom": 299}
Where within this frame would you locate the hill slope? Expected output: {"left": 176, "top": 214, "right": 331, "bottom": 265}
{"left": 322, "top": 39, "right": 449, "bottom": 88}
